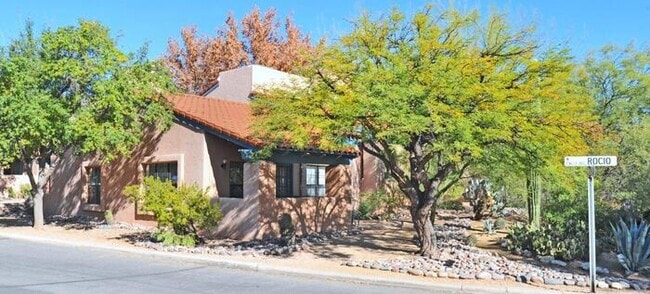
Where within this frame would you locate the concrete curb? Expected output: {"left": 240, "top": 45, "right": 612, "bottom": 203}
{"left": 0, "top": 231, "right": 573, "bottom": 294}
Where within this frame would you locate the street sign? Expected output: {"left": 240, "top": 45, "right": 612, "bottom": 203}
{"left": 564, "top": 155, "right": 618, "bottom": 293}
{"left": 564, "top": 156, "right": 617, "bottom": 167}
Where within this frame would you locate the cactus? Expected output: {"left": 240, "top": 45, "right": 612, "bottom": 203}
{"left": 494, "top": 217, "right": 507, "bottom": 230}
{"left": 483, "top": 219, "right": 496, "bottom": 234}
{"left": 463, "top": 178, "right": 493, "bottom": 220}
{"left": 526, "top": 169, "right": 541, "bottom": 227}
{"left": 491, "top": 186, "right": 507, "bottom": 217}
{"left": 610, "top": 218, "right": 650, "bottom": 273}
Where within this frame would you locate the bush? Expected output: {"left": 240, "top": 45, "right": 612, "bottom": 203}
{"left": 494, "top": 217, "right": 507, "bottom": 230}
{"left": 466, "top": 234, "right": 478, "bottom": 246}
{"left": 356, "top": 189, "right": 402, "bottom": 221}
{"left": 610, "top": 218, "right": 650, "bottom": 273}
{"left": 124, "top": 177, "right": 222, "bottom": 244}
{"left": 506, "top": 219, "right": 588, "bottom": 261}
{"left": 438, "top": 199, "right": 465, "bottom": 211}
{"left": 463, "top": 178, "right": 493, "bottom": 220}
{"left": 152, "top": 230, "right": 196, "bottom": 247}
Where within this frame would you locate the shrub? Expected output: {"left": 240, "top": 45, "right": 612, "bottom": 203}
{"left": 152, "top": 230, "right": 196, "bottom": 247}
{"left": 104, "top": 210, "right": 115, "bottom": 225}
{"left": 19, "top": 184, "right": 32, "bottom": 199}
{"left": 610, "top": 218, "right": 650, "bottom": 273}
{"left": 483, "top": 219, "right": 496, "bottom": 234}
{"left": 438, "top": 199, "right": 465, "bottom": 211}
{"left": 466, "top": 234, "right": 478, "bottom": 246}
{"left": 124, "top": 177, "right": 222, "bottom": 244}
{"left": 506, "top": 219, "right": 588, "bottom": 261}
{"left": 494, "top": 217, "right": 507, "bottom": 230}
{"left": 356, "top": 189, "right": 402, "bottom": 221}
{"left": 6, "top": 187, "right": 16, "bottom": 199}
{"left": 463, "top": 178, "right": 493, "bottom": 220}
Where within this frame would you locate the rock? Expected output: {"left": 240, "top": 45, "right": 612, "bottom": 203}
{"left": 345, "top": 261, "right": 358, "bottom": 267}
{"left": 530, "top": 276, "right": 544, "bottom": 284}
{"left": 407, "top": 269, "right": 424, "bottom": 276}
{"left": 492, "top": 273, "right": 505, "bottom": 280}
{"left": 448, "top": 273, "right": 459, "bottom": 279}
{"left": 579, "top": 262, "right": 610, "bottom": 274}
{"left": 522, "top": 250, "right": 533, "bottom": 258}
{"left": 476, "top": 272, "right": 492, "bottom": 280}
{"left": 505, "top": 275, "right": 516, "bottom": 282}
{"left": 631, "top": 283, "right": 640, "bottom": 290}
{"left": 576, "top": 281, "right": 588, "bottom": 287}
{"left": 597, "top": 281, "right": 609, "bottom": 289}
{"left": 425, "top": 271, "right": 437, "bottom": 278}
{"left": 545, "top": 278, "right": 563, "bottom": 286}
{"left": 610, "top": 281, "right": 629, "bottom": 289}
{"left": 437, "top": 271, "right": 448, "bottom": 278}
{"left": 488, "top": 263, "right": 499, "bottom": 271}
{"left": 517, "top": 275, "right": 527, "bottom": 283}
{"left": 563, "top": 279, "right": 576, "bottom": 286}
{"left": 538, "top": 255, "right": 554, "bottom": 264}
{"left": 550, "top": 260, "right": 567, "bottom": 267}
{"left": 460, "top": 272, "right": 475, "bottom": 279}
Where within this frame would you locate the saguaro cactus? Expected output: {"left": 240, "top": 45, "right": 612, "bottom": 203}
{"left": 526, "top": 169, "right": 542, "bottom": 227}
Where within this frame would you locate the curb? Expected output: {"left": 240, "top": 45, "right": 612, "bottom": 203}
{"left": 0, "top": 231, "right": 571, "bottom": 294}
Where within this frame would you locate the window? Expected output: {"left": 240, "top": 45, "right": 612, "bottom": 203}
{"left": 228, "top": 162, "right": 243, "bottom": 198}
{"left": 303, "top": 165, "right": 326, "bottom": 197}
{"left": 275, "top": 163, "right": 328, "bottom": 198}
{"left": 146, "top": 162, "right": 178, "bottom": 187}
{"left": 86, "top": 167, "right": 101, "bottom": 205}
{"left": 2, "top": 160, "right": 23, "bottom": 175}
{"left": 276, "top": 164, "right": 293, "bottom": 197}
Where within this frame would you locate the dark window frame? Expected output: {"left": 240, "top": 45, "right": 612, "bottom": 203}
{"left": 275, "top": 164, "right": 293, "bottom": 198}
{"left": 145, "top": 161, "right": 178, "bottom": 187}
{"left": 86, "top": 166, "right": 101, "bottom": 205}
{"left": 226, "top": 161, "right": 244, "bottom": 198}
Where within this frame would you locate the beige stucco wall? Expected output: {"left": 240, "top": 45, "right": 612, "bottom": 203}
{"left": 45, "top": 122, "right": 211, "bottom": 225}
{"left": 257, "top": 162, "right": 352, "bottom": 238}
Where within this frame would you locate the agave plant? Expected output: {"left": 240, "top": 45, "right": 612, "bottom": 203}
{"left": 610, "top": 218, "right": 650, "bottom": 273}
{"left": 483, "top": 219, "right": 496, "bottom": 235}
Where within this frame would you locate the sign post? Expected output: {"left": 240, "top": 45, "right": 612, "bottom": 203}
{"left": 564, "top": 156, "right": 617, "bottom": 293}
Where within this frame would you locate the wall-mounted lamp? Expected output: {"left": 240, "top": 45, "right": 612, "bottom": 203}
{"left": 220, "top": 159, "right": 228, "bottom": 169}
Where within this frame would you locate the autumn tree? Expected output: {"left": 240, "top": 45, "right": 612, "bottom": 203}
{"left": 0, "top": 21, "right": 175, "bottom": 228}
{"left": 251, "top": 7, "right": 596, "bottom": 255}
{"left": 165, "top": 7, "right": 315, "bottom": 94}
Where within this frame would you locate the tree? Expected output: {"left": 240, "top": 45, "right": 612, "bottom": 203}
{"left": 251, "top": 6, "right": 596, "bottom": 255}
{"left": 164, "top": 7, "right": 315, "bottom": 94}
{"left": 0, "top": 21, "right": 175, "bottom": 228}
{"left": 578, "top": 45, "right": 650, "bottom": 211}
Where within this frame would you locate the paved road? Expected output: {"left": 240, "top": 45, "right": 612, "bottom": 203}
{"left": 0, "top": 238, "right": 462, "bottom": 294}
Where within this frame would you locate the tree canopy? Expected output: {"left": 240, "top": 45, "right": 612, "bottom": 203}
{"left": 252, "top": 6, "right": 597, "bottom": 255}
{"left": 0, "top": 21, "right": 175, "bottom": 228}
{"left": 164, "top": 7, "right": 317, "bottom": 94}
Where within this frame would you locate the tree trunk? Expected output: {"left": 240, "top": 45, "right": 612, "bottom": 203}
{"left": 526, "top": 168, "right": 541, "bottom": 227}
{"left": 33, "top": 189, "right": 44, "bottom": 229}
{"left": 411, "top": 204, "right": 435, "bottom": 256}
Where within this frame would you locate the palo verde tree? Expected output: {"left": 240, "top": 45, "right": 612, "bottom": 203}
{"left": 252, "top": 6, "right": 595, "bottom": 255}
{"left": 0, "top": 21, "right": 175, "bottom": 228}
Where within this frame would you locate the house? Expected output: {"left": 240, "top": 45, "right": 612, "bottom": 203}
{"left": 43, "top": 65, "right": 360, "bottom": 240}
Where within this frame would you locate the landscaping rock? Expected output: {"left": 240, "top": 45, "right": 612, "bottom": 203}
{"left": 610, "top": 281, "right": 629, "bottom": 290}
{"left": 576, "top": 281, "right": 588, "bottom": 287}
{"left": 596, "top": 281, "right": 609, "bottom": 289}
{"left": 407, "top": 269, "right": 424, "bottom": 276}
{"left": 550, "top": 260, "right": 567, "bottom": 267}
{"left": 425, "top": 271, "right": 437, "bottom": 277}
{"left": 538, "top": 256, "right": 554, "bottom": 264}
{"left": 476, "top": 272, "right": 492, "bottom": 280}
{"left": 563, "top": 279, "right": 576, "bottom": 286}
{"left": 437, "top": 271, "right": 448, "bottom": 278}
{"left": 530, "top": 276, "right": 544, "bottom": 284}
{"left": 544, "top": 278, "right": 563, "bottom": 286}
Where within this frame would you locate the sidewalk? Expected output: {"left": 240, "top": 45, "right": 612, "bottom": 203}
{"left": 0, "top": 227, "right": 578, "bottom": 294}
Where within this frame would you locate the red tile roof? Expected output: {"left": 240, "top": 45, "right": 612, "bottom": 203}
{"left": 167, "top": 94, "right": 260, "bottom": 147}
{"left": 166, "top": 93, "right": 358, "bottom": 156}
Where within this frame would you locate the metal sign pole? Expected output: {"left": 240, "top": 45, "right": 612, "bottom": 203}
{"left": 588, "top": 166, "right": 597, "bottom": 293}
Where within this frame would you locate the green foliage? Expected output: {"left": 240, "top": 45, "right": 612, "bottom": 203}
{"left": 610, "top": 218, "right": 650, "bottom": 273}
{"left": 466, "top": 234, "right": 478, "bottom": 246}
{"left": 152, "top": 230, "right": 196, "bottom": 247}
{"left": 0, "top": 20, "right": 175, "bottom": 226}
{"left": 437, "top": 199, "right": 465, "bottom": 211}
{"left": 6, "top": 184, "right": 33, "bottom": 199}
{"left": 124, "top": 177, "right": 222, "bottom": 242}
{"left": 251, "top": 5, "right": 595, "bottom": 255}
{"left": 104, "top": 210, "right": 114, "bottom": 225}
{"left": 579, "top": 45, "right": 650, "bottom": 215}
{"left": 506, "top": 220, "right": 588, "bottom": 261}
{"left": 356, "top": 189, "right": 402, "bottom": 221}
{"left": 494, "top": 217, "right": 507, "bottom": 230}
{"left": 483, "top": 219, "right": 496, "bottom": 234}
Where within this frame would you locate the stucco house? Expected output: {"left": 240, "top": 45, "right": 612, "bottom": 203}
{"left": 42, "top": 65, "right": 361, "bottom": 240}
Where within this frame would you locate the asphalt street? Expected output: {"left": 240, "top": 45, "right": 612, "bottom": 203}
{"left": 0, "top": 237, "right": 462, "bottom": 294}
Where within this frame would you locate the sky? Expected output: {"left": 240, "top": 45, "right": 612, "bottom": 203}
{"left": 0, "top": 0, "right": 648, "bottom": 60}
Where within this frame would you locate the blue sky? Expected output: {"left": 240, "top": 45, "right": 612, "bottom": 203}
{"left": 0, "top": 1, "right": 648, "bottom": 60}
